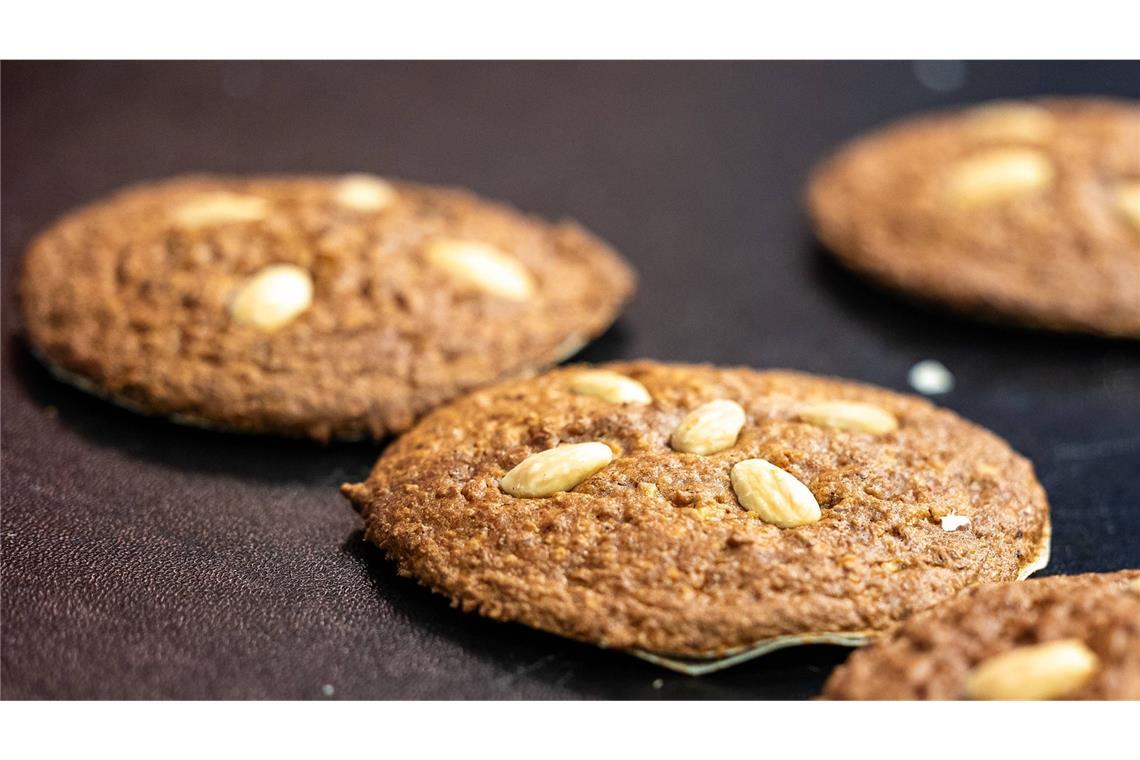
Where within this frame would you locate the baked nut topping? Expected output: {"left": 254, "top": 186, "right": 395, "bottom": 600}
{"left": 333, "top": 174, "right": 396, "bottom": 212}
{"left": 229, "top": 264, "right": 314, "bottom": 331}
{"left": 500, "top": 442, "right": 614, "bottom": 498}
{"left": 1114, "top": 181, "right": 1140, "bottom": 234}
{"left": 947, "top": 147, "right": 1055, "bottom": 206}
{"left": 425, "top": 238, "right": 535, "bottom": 301}
{"left": 171, "top": 192, "right": 270, "bottom": 227}
{"left": 798, "top": 400, "right": 898, "bottom": 435}
{"left": 570, "top": 370, "right": 652, "bottom": 405}
{"left": 966, "top": 101, "right": 1057, "bottom": 141}
{"left": 965, "top": 639, "right": 1099, "bottom": 700}
{"left": 730, "top": 458, "right": 822, "bottom": 528}
{"left": 670, "top": 400, "right": 746, "bottom": 455}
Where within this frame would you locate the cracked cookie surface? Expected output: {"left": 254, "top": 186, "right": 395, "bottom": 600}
{"left": 342, "top": 361, "right": 1050, "bottom": 657}
{"left": 808, "top": 98, "right": 1140, "bottom": 337}
{"left": 20, "top": 175, "right": 635, "bottom": 439}
{"left": 823, "top": 570, "right": 1140, "bottom": 699}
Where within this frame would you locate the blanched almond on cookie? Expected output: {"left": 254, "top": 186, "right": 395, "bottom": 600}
{"left": 334, "top": 174, "right": 397, "bottom": 212}
{"left": 500, "top": 442, "right": 613, "bottom": 498}
{"left": 1113, "top": 180, "right": 1140, "bottom": 234}
{"left": 570, "top": 370, "right": 652, "bottom": 404}
{"left": 172, "top": 192, "right": 270, "bottom": 227}
{"left": 798, "top": 400, "right": 898, "bottom": 435}
{"left": 966, "top": 101, "right": 1056, "bottom": 141}
{"left": 730, "top": 459, "right": 821, "bottom": 528}
{"left": 229, "top": 264, "right": 314, "bottom": 331}
{"left": 947, "top": 148, "right": 1055, "bottom": 206}
{"left": 965, "top": 639, "right": 1099, "bottom": 700}
{"left": 425, "top": 238, "right": 535, "bottom": 301}
{"left": 670, "top": 400, "right": 746, "bottom": 455}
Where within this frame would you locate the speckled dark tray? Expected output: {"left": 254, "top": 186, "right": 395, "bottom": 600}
{"left": 3, "top": 60, "right": 1138, "bottom": 699}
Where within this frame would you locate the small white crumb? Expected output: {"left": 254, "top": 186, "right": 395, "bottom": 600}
{"left": 941, "top": 514, "right": 971, "bottom": 532}
{"left": 321, "top": 684, "right": 335, "bottom": 697}
{"left": 909, "top": 360, "right": 955, "bottom": 395}
{"left": 651, "top": 678, "right": 664, "bottom": 689}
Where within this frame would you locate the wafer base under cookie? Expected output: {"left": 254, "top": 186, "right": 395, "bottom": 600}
{"left": 631, "top": 522, "right": 1051, "bottom": 675}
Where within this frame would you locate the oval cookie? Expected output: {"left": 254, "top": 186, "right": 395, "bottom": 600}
{"left": 19, "top": 175, "right": 636, "bottom": 439}
{"left": 342, "top": 361, "right": 1051, "bottom": 658}
{"left": 808, "top": 98, "right": 1140, "bottom": 337}
{"left": 823, "top": 570, "right": 1140, "bottom": 699}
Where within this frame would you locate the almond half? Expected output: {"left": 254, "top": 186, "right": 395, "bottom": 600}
{"left": 730, "top": 458, "right": 821, "bottom": 528}
{"left": 798, "top": 400, "right": 898, "bottom": 435}
{"left": 500, "top": 442, "right": 613, "bottom": 498}
{"left": 571, "top": 370, "right": 652, "bottom": 405}
{"left": 965, "top": 639, "right": 1099, "bottom": 700}
{"left": 670, "top": 400, "right": 746, "bottom": 456}
{"left": 425, "top": 238, "right": 535, "bottom": 301}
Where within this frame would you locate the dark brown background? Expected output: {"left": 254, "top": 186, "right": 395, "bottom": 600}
{"left": 3, "top": 61, "right": 1138, "bottom": 699}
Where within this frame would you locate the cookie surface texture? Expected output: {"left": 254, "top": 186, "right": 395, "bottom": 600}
{"left": 808, "top": 98, "right": 1140, "bottom": 337}
{"left": 822, "top": 570, "right": 1140, "bottom": 699}
{"left": 342, "top": 361, "right": 1051, "bottom": 658}
{"left": 20, "top": 175, "right": 635, "bottom": 439}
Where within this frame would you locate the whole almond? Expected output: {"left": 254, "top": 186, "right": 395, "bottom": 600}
{"left": 965, "top": 639, "right": 1099, "bottom": 700}
{"left": 425, "top": 238, "right": 535, "bottom": 301}
{"left": 500, "top": 442, "right": 613, "bottom": 498}
{"left": 966, "top": 101, "right": 1056, "bottom": 141}
{"left": 730, "top": 459, "right": 821, "bottom": 528}
{"left": 798, "top": 400, "right": 898, "bottom": 435}
{"left": 229, "top": 264, "right": 314, "bottom": 331}
{"left": 334, "top": 174, "right": 397, "bottom": 212}
{"left": 571, "top": 370, "right": 652, "bottom": 405}
{"left": 947, "top": 148, "right": 1054, "bottom": 207}
{"left": 1114, "top": 181, "right": 1140, "bottom": 234}
{"left": 670, "top": 400, "right": 746, "bottom": 455}
{"left": 172, "top": 192, "right": 270, "bottom": 227}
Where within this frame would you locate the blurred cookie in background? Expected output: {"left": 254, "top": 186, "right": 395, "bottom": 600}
{"left": 19, "top": 174, "right": 636, "bottom": 440}
{"left": 823, "top": 570, "right": 1140, "bottom": 699}
{"left": 808, "top": 98, "right": 1140, "bottom": 337}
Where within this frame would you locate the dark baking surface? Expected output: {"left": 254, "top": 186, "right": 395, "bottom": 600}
{"left": 2, "top": 61, "right": 1138, "bottom": 700}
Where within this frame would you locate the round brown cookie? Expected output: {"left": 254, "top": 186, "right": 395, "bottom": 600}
{"left": 808, "top": 98, "right": 1140, "bottom": 337}
{"left": 341, "top": 361, "right": 1051, "bottom": 659}
{"left": 823, "top": 570, "right": 1140, "bottom": 699}
{"left": 19, "top": 175, "right": 635, "bottom": 440}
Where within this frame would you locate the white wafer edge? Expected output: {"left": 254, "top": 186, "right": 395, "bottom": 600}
{"left": 630, "top": 520, "right": 1052, "bottom": 675}
{"left": 631, "top": 631, "right": 874, "bottom": 676}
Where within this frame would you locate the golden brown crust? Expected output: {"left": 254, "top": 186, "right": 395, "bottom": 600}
{"left": 342, "top": 361, "right": 1050, "bottom": 657}
{"left": 808, "top": 98, "right": 1140, "bottom": 337}
{"left": 822, "top": 570, "right": 1140, "bottom": 699}
{"left": 19, "top": 175, "right": 636, "bottom": 440}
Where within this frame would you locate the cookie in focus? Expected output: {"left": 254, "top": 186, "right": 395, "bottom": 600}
{"left": 342, "top": 361, "right": 1051, "bottom": 660}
